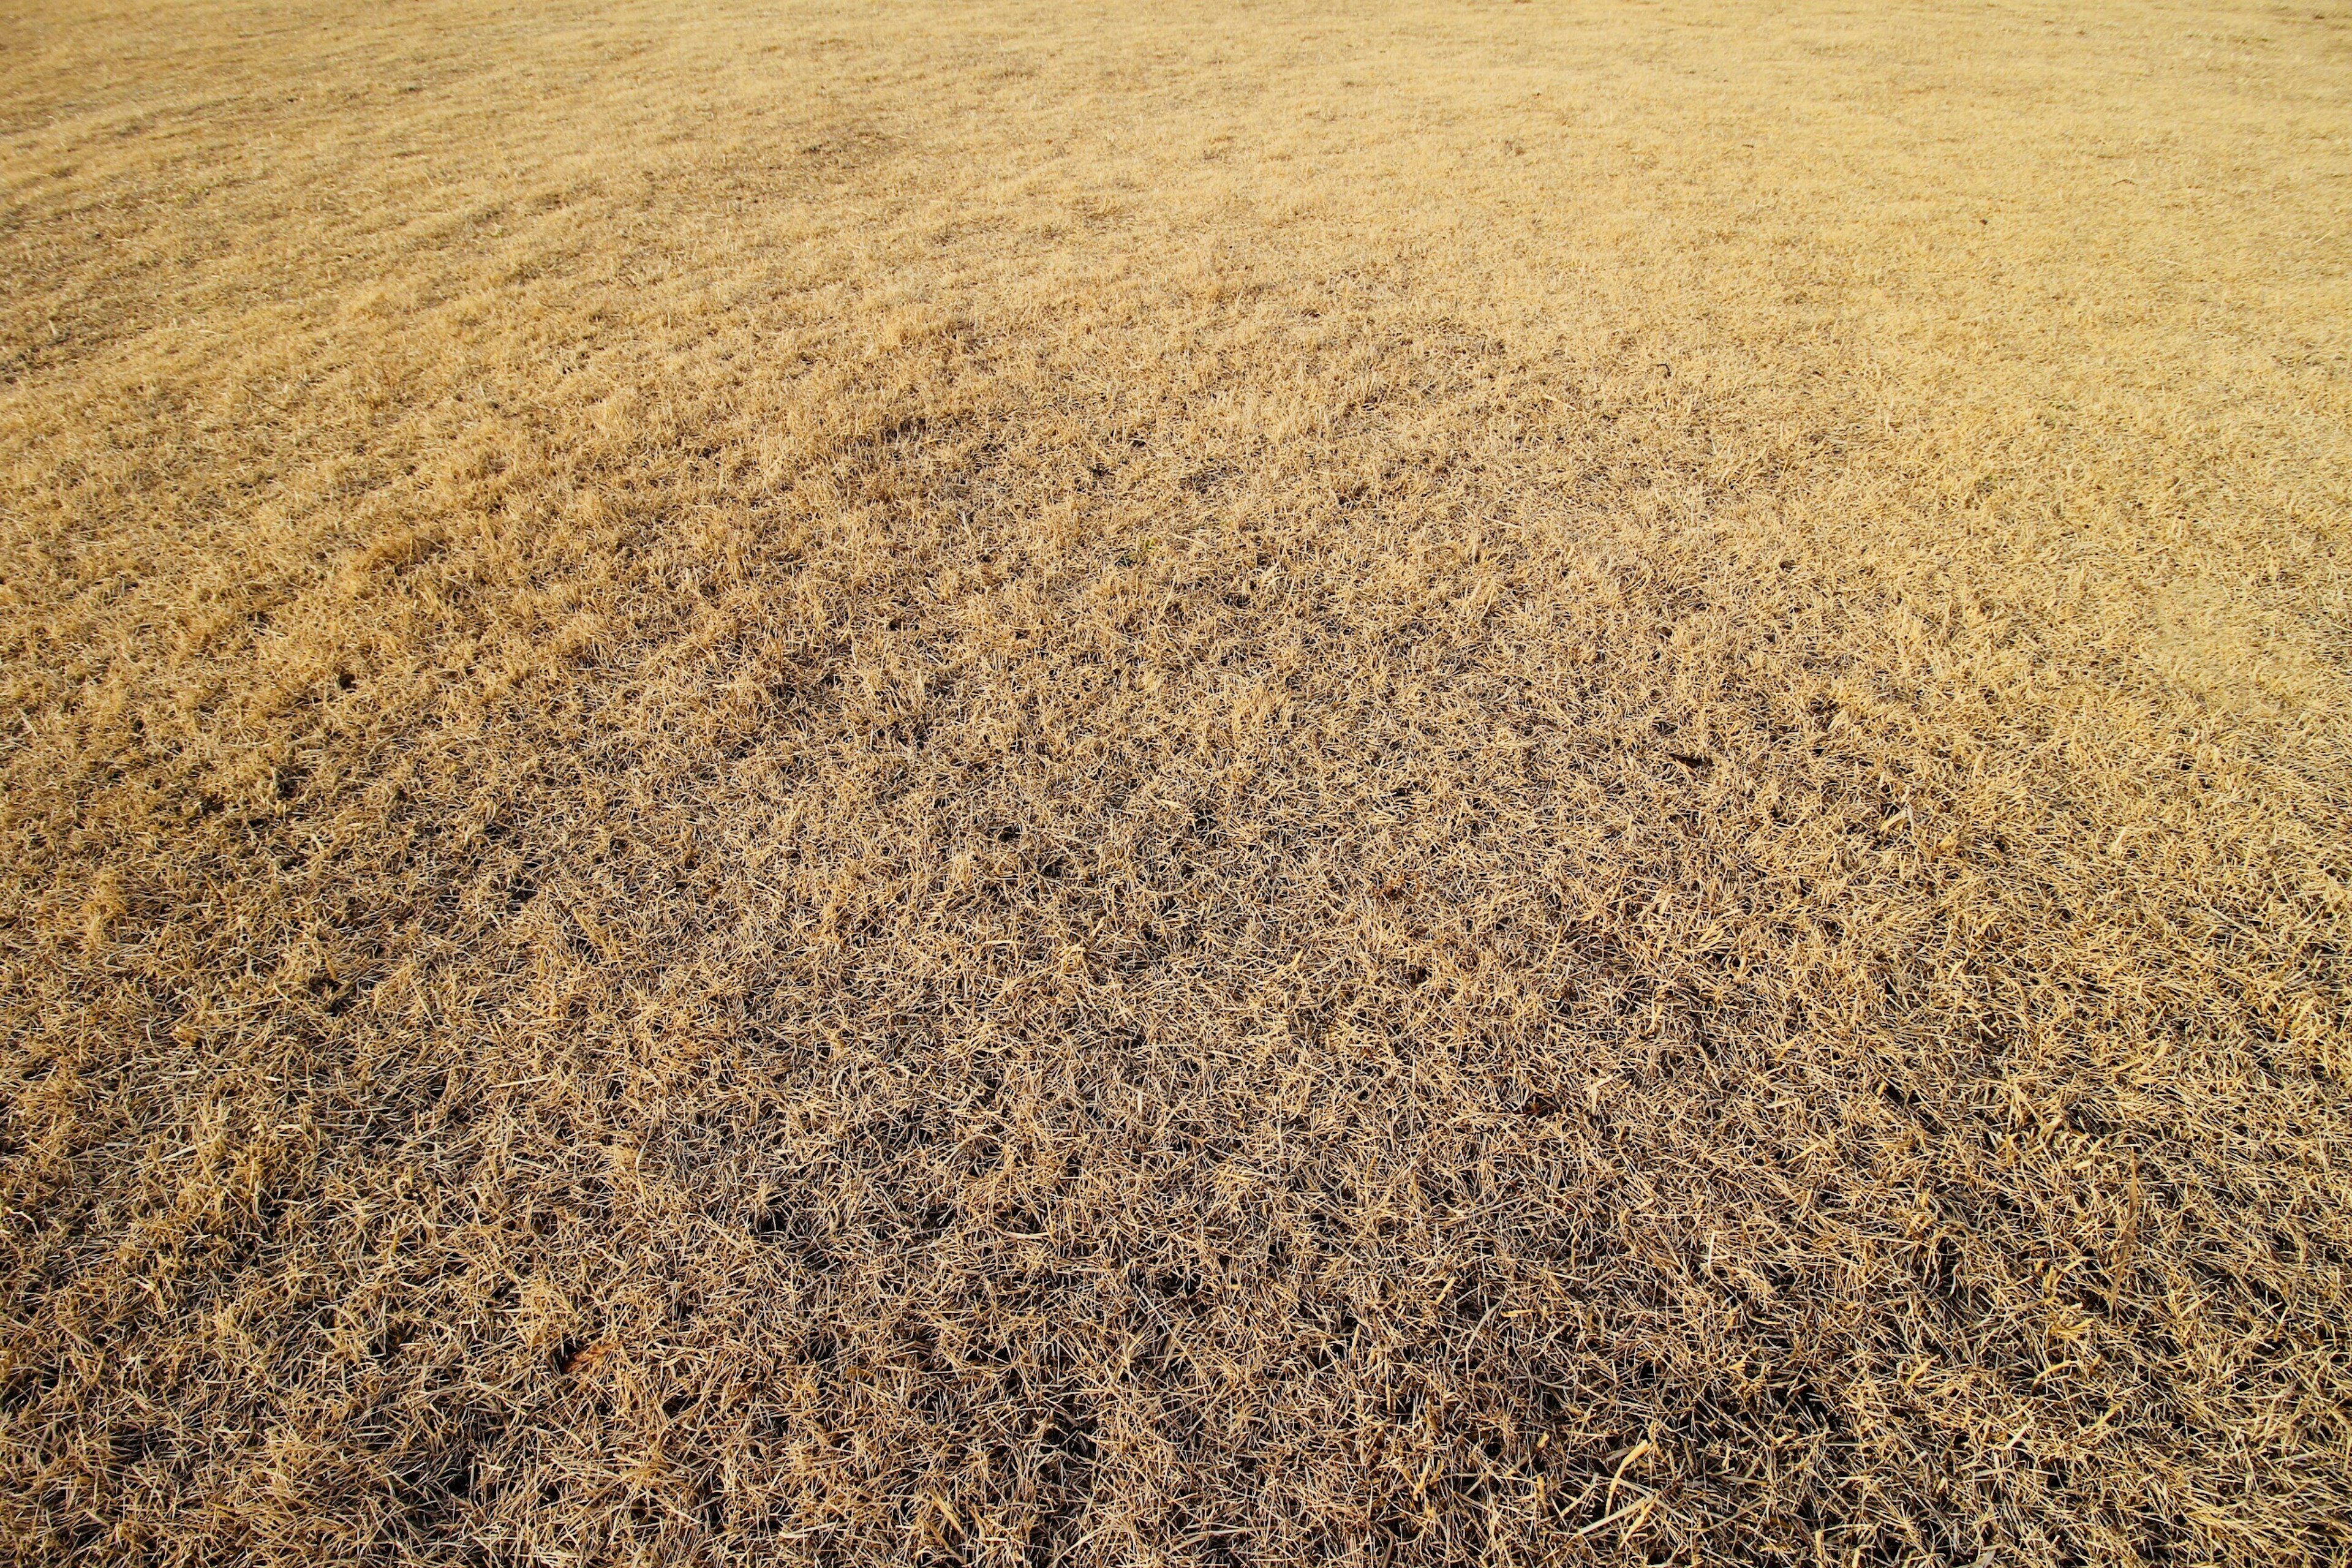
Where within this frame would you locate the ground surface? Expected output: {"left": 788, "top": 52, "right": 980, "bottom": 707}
{"left": 2, "top": 0, "right": 2350, "bottom": 1562}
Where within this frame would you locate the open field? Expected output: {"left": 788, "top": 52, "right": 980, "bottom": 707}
{"left": 4, "top": 0, "right": 2350, "bottom": 1561}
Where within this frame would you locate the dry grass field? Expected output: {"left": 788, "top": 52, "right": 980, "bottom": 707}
{"left": 3, "top": 0, "right": 2350, "bottom": 1561}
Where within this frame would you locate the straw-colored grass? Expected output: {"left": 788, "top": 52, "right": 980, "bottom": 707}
{"left": 4, "top": 0, "right": 2349, "bottom": 1561}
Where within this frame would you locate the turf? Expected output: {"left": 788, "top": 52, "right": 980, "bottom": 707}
{"left": 3, "top": 0, "right": 2350, "bottom": 1562}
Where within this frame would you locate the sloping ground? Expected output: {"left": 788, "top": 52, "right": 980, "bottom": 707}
{"left": 2, "top": 0, "right": 2348, "bottom": 1561}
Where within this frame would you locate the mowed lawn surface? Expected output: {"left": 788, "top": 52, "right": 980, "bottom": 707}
{"left": 4, "top": 0, "right": 2350, "bottom": 1561}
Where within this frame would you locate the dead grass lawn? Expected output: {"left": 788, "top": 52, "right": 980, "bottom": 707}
{"left": 4, "top": 0, "right": 2351, "bottom": 1561}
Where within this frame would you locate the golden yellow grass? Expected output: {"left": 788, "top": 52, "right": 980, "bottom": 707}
{"left": 3, "top": 0, "right": 2350, "bottom": 1561}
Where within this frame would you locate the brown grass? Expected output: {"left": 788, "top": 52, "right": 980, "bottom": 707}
{"left": 4, "top": 0, "right": 2350, "bottom": 1561}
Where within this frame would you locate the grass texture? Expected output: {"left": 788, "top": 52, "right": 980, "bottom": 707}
{"left": 4, "top": 0, "right": 2351, "bottom": 1561}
